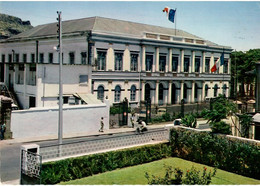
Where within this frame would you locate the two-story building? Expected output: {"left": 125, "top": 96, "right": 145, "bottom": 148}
{"left": 0, "top": 16, "right": 232, "bottom": 109}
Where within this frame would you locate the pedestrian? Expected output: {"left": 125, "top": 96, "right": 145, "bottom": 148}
{"left": 130, "top": 113, "right": 135, "bottom": 128}
{"left": 1, "top": 123, "right": 6, "bottom": 140}
{"left": 99, "top": 117, "right": 104, "bottom": 132}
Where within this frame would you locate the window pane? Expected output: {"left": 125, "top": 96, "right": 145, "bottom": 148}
{"left": 115, "top": 53, "right": 123, "bottom": 71}
{"left": 146, "top": 54, "right": 153, "bottom": 71}
{"left": 195, "top": 57, "right": 200, "bottom": 73}
{"left": 172, "top": 55, "right": 178, "bottom": 72}
{"left": 130, "top": 54, "right": 138, "bottom": 71}
{"left": 184, "top": 57, "right": 190, "bottom": 72}
{"left": 97, "top": 51, "right": 106, "bottom": 71}
{"left": 159, "top": 55, "right": 166, "bottom": 72}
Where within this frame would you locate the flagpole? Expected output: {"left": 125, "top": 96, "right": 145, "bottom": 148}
{"left": 175, "top": 8, "right": 177, "bottom": 36}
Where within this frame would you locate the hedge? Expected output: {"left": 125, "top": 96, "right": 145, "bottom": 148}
{"left": 40, "top": 143, "right": 171, "bottom": 184}
{"left": 170, "top": 128, "right": 260, "bottom": 180}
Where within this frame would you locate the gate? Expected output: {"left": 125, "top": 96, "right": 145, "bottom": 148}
{"left": 20, "top": 149, "right": 42, "bottom": 184}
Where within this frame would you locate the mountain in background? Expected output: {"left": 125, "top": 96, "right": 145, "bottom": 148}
{"left": 0, "top": 13, "right": 33, "bottom": 39}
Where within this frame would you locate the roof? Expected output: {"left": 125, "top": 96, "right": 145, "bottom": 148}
{"left": 4, "top": 16, "right": 230, "bottom": 49}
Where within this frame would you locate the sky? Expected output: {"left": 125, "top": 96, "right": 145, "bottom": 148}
{"left": 0, "top": 1, "right": 260, "bottom": 52}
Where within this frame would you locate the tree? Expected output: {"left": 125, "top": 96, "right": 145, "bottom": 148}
{"left": 230, "top": 49, "right": 260, "bottom": 99}
{"left": 181, "top": 113, "right": 197, "bottom": 128}
{"left": 238, "top": 114, "right": 253, "bottom": 138}
{"left": 202, "top": 95, "right": 237, "bottom": 134}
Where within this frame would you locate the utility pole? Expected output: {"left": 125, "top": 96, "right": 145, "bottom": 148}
{"left": 56, "top": 11, "right": 63, "bottom": 151}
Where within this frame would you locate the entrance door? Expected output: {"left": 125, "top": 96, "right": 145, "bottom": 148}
{"left": 145, "top": 84, "right": 151, "bottom": 101}
{"left": 171, "top": 83, "right": 176, "bottom": 104}
{"left": 29, "top": 96, "right": 36, "bottom": 108}
{"left": 0, "top": 63, "right": 4, "bottom": 82}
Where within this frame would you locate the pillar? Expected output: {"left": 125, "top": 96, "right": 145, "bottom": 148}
{"left": 191, "top": 51, "right": 195, "bottom": 73}
{"left": 181, "top": 49, "right": 184, "bottom": 72}
{"left": 154, "top": 80, "right": 159, "bottom": 105}
{"left": 180, "top": 80, "right": 184, "bottom": 104}
{"left": 201, "top": 81, "right": 205, "bottom": 102}
{"left": 168, "top": 48, "right": 172, "bottom": 72}
{"left": 1, "top": 98, "right": 13, "bottom": 139}
{"left": 202, "top": 52, "right": 205, "bottom": 73}
{"left": 141, "top": 45, "right": 146, "bottom": 71}
{"left": 168, "top": 81, "right": 172, "bottom": 104}
{"left": 141, "top": 81, "right": 145, "bottom": 101}
{"left": 191, "top": 81, "right": 195, "bottom": 103}
{"left": 155, "top": 47, "right": 159, "bottom": 72}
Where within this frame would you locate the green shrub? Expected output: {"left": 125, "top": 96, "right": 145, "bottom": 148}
{"left": 181, "top": 113, "right": 197, "bottom": 128}
{"left": 169, "top": 128, "right": 260, "bottom": 180}
{"left": 41, "top": 143, "right": 171, "bottom": 184}
{"left": 145, "top": 165, "right": 216, "bottom": 185}
{"left": 210, "top": 121, "right": 231, "bottom": 134}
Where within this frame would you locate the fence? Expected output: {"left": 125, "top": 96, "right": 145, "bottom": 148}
{"left": 39, "top": 128, "right": 169, "bottom": 162}
{"left": 20, "top": 149, "right": 42, "bottom": 185}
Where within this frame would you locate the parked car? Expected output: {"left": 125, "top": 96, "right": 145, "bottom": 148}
{"left": 157, "top": 108, "right": 166, "bottom": 116}
{"left": 173, "top": 118, "right": 182, "bottom": 126}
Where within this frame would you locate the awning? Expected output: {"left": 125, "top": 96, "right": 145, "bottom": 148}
{"left": 73, "top": 93, "right": 103, "bottom": 105}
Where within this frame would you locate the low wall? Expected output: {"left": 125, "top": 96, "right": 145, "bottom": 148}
{"left": 11, "top": 100, "right": 110, "bottom": 139}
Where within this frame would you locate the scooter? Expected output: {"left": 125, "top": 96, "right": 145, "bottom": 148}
{"left": 135, "top": 125, "right": 148, "bottom": 134}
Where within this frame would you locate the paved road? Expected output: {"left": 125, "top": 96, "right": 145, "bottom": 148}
{"left": 0, "top": 127, "right": 167, "bottom": 183}
{"left": 0, "top": 122, "right": 210, "bottom": 184}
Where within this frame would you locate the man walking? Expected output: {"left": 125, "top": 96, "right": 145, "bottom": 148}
{"left": 99, "top": 117, "right": 104, "bottom": 132}
{"left": 1, "top": 123, "right": 6, "bottom": 140}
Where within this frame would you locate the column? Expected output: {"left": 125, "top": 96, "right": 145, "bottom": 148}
{"left": 168, "top": 81, "right": 172, "bottom": 104}
{"left": 123, "top": 47, "right": 130, "bottom": 71}
{"left": 155, "top": 47, "right": 159, "bottom": 72}
{"left": 210, "top": 53, "right": 214, "bottom": 74}
{"left": 202, "top": 52, "right": 205, "bottom": 73}
{"left": 168, "top": 48, "right": 172, "bottom": 72}
{"left": 107, "top": 47, "right": 114, "bottom": 71}
{"left": 154, "top": 80, "right": 159, "bottom": 105}
{"left": 201, "top": 81, "right": 205, "bottom": 102}
{"left": 191, "top": 81, "right": 195, "bottom": 103}
{"left": 23, "top": 64, "right": 27, "bottom": 107}
{"left": 108, "top": 81, "right": 113, "bottom": 103}
{"left": 191, "top": 51, "right": 195, "bottom": 73}
{"left": 141, "top": 81, "right": 145, "bottom": 101}
{"left": 141, "top": 45, "right": 146, "bottom": 71}
{"left": 180, "top": 81, "right": 184, "bottom": 104}
{"left": 124, "top": 81, "right": 129, "bottom": 100}
{"left": 180, "top": 49, "right": 184, "bottom": 72}
{"left": 228, "top": 58, "right": 231, "bottom": 74}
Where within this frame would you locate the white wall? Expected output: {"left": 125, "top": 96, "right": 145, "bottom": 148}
{"left": 11, "top": 100, "right": 110, "bottom": 139}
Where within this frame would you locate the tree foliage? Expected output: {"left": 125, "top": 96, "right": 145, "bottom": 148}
{"left": 230, "top": 49, "right": 260, "bottom": 98}
{"left": 181, "top": 113, "right": 197, "bottom": 128}
{"left": 202, "top": 95, "right": 237, "bottom": 134}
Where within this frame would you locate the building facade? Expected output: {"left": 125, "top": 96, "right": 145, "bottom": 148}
{"left": 0, "top": 16, "right": 232, "bottom": 109}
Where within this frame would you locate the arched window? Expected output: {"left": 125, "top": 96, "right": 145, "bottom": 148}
{"left": 114, "top": 85, "right": 121, "bottom": 102}
{"left": 205, "top": 84, "right": 209, "bottom": 97}
{"left": 184, "top": 83, "right": 188, "bottom": 100}
{"left": 214, "top": 84, "right": 218, "bottom": 97}
{"left": 223, "top": 84, "right": 227, "bottom": 97}
{"left": 97, "top": 85, "right": 105, "bottom": 101}
{"left": 130, "top": 85, "right": 136, "bottom": 101}
{"left": 159, "top": 83, "right": 164, "bottom": 105}
{"left": 171, "top": 83, "right": 176, "bottom": 104}
{"left": 145, "top": 83, "right": 151, "bottom": 101}
{"left": 195, "top": 83, "right": 198, "bottom": 99}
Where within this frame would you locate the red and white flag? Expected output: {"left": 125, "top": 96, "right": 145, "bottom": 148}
{"left": 211, "top": 58, "right": 221, "bottom": 72}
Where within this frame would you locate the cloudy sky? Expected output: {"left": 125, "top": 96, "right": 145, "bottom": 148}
{"left": 1, "top": 1, "right": 260, "bottom": 51}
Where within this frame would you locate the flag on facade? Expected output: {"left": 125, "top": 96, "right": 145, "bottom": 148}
{"left": 163, "top": 7, "right": 176, "bottom": 23}
{"left": 211, "top": 53, "right": 224, "bottom": 72}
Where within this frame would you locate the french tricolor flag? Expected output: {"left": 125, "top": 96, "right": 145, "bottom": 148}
{"left": 211, "top": 53, "right": 224, "bottom": 73}
{"left": 163, "top": 7, "right": 176, "bottom": 23}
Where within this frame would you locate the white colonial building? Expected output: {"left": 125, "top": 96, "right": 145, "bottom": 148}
{"left": 0, "top": 16, "right": 232, "bottom": 109}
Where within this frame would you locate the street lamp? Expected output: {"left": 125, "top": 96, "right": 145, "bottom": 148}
{"left": 56, "top": 11, "right": 63, "bottom": 151}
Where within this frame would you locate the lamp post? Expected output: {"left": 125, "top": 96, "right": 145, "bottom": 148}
{"left": 56, "top": 11, "right": 63, "bottom": 150}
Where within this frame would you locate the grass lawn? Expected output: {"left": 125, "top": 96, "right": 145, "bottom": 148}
{"left": 60, "top": 157, "right": 260, "bottom": 185}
